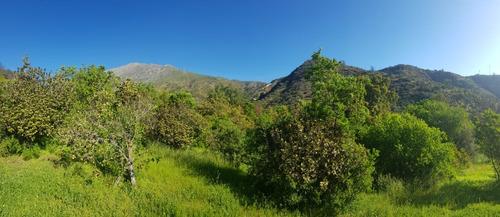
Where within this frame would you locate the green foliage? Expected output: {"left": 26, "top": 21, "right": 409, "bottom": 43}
{"left": 63, "top": 64, "right": 116, "bottom": 106}
{"left": 342, "top": 164, "right": 500, "bottom": 216}
{"left": 475, "top": 109, "right": 500, "bottom": 178}
{"left": 407, "top": 100, "right": 476, "bottom": 158}
{"left": 1, "top": 56, "right": 73, "bottom": 142}
{"left": 303, "top": 49, "right": 369, "bottom": 133}
{"left": 21, "top": 144, "right": 41, "bottom": 160}
{"left": 251, "top": 114, "right": 375, "bottom": 210}
{"left": 199, "top": 85, "right": 253, "bottom": 164}
{"left": 360, "top": 113, "right": 458, "bottom": 187}
{"left": 152, "top": 91, "right": 202, "bottom": 149}
{"left": 205, "top": 116, "right": 246, "bottom": 165}
{"left": 250, "top": 50, "right": 376, "bottom": 211}
{"left": 364, "top": 73, "right": 399, "bottom": 121}
{"left": 0, "top": 136, "right": 23, "bottom": 156}
{"left": 59, "top": 75, "right": 152, "bottom": 186}
{"left": 208, "top": 84, "right": 247, "bottom": 106}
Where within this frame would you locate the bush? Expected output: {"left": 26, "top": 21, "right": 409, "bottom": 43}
{"left": 250, "top": 117, "right": 375, "bottom": 210}
{"left": 407, "top": 100, "right": 476, "bottom": 159}
{"left": 360, "top": 113, "right": 458, "bottom": 187}
{"left": 203, "top": 116, "right": 246, "bottom": 165}
{"left": 0, "top": 136, "right": 23, "bottom": 156}
{"left": 21, "top": 145, "right": 41, "bottom": 160}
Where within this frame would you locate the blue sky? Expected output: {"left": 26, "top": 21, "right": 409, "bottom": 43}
{"left": 1, "top": 0, "right": 499, "bottom": 82}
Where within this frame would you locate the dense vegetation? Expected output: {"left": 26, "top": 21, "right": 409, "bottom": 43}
{"left": 1, "top": 52, "right": 500, "bottom": 216}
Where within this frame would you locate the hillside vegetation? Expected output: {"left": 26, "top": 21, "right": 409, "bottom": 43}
{"left": 470, "top": 74, "right": 500, "bottom": 102}
{"left": 256, "top": 62, "right": 499, "bottom": 116}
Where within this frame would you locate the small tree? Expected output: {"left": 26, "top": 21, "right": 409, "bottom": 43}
{"left": 59, "top": 77, "right": 152, "bottom": 187}
{"left": 152, "top": 91, "right": 202, "bottom": 149}
{"left": 1, "top": 56, "right": 72, "bottom": 143}
{"left": 475, "top": 109, "right": 500, "bottom": 178}
{"left": 250, "top": 49, "right": 376, "bottom": 210}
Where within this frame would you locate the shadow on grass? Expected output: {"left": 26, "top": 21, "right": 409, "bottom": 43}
{"left": 406, "top": 179, "right": 500, "bottom": 210}
{"left": 166, "top": 151, "right": 270, "bottom": 207}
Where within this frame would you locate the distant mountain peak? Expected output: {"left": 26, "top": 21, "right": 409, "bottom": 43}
{"left": 109, "top": 62, "right": 266, "bottom": 100}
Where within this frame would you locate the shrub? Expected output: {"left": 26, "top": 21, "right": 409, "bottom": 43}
{"left": 407, "top": 100, "right": 476, "bottom": 159}
{"left": 251, "top": 117, "right": 375, "bottom": 210}
{"left": 0, "top": 136, "right": 23, "bottom": 156}
{"left": 475, "top": 109, "right": 500, "bottom": 178}
{"left": 360, "top": 113, "right": 458, "bottom": 187}
{"left": 21, "top": 145, "right": 41, "bottom": 160}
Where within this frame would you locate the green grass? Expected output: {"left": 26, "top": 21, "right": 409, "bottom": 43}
{"left": 341, "top": 163, "right": 500, "bottom": 216}
{"left": 2, "top": 145, "right": 500, "bottom": 216}
{"left": 0, "top": 147, "right": 296, "bottom": 216}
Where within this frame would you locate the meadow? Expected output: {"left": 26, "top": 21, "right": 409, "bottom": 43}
{"left": 1, "top": 145, "right": 499, "bottom": 216}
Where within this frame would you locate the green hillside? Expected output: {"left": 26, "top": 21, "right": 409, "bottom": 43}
{"left": 470, "top": 74, "right": 500, "bottom": 102}
{"left": 110, "top": 63, "right": 265, "bottom": 100}
{"left": 256, "top": 61, "right": 500, "bottom": 115}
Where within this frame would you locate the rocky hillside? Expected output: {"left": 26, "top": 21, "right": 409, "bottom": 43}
{"left": 110, "top": 63, "right": 266, "bottom": 100}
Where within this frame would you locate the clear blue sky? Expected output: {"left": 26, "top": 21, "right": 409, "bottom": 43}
{"left": 1, "top": 0, "right": 499, "bottom": 82}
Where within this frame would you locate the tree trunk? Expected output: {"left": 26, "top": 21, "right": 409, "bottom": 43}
{"left": 127, "top": 147, "right": 137, "bottom": 188}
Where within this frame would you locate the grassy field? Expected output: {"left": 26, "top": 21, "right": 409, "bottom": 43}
{"left": 0, "top": 146, "right": 296, "bottom": 216}
{"left": 1, "top": 145, "right": 500, "bottom": 216}
{"left": 341, "top": 163, "right": 500, "bottom": 216}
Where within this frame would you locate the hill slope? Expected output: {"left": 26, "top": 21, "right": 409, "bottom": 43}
{"left": 256, "top": 61, "right": 500, "bottom": 115}
{"left": 110, "top": 63, "right": 266, "bottom": 100}
{"left": 470, "top": 74, "right": 500, "bottom": 101}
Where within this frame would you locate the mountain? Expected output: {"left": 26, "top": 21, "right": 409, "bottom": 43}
{"left": 256, "top": 61, "right": 500, "bottom": 116}
{"left": 469, "top": 74, "right": 500, "bottom": 100}
{"left": 0, "top": 64, "right": 14, "bottom": 79}
{"left": 110, "top": 63, "right": 266, "bottom": 100}
{"left": 109, "top": 61, "right": 500, "bottom": 116}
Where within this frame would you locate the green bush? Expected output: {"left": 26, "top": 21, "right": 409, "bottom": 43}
{"left": 407, "top": 100, "right": 476, "bottom": 159}
{"left": 204, "top": 116, "right": 246, "bottom": 165}
{"left": 360, "top": 113, "right": 458, "bottom": 187}
{"left": 21, "top": 145, "right": 41, "bottom": 160}
{"left": 251, "top": 117, "right": 375, "bottom": 210}
{"left": 0, "top": 136, "right": 23, "bottom": 156}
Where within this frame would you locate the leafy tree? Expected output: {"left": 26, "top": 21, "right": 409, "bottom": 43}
{"left": 360, "top": 113, "right": 458, "bottom": 186}
{"left": 303, "top": 48, "right": 369, "bottom": 134}
{"left": 59, "top": 77, "right": 152, "bottom": 187}
{"left": 1, "top": 56, "right": 73, "bottom": 143}
{"left": 250, "top": 50, "right": 375, "bottom": 210}
{"left": 364, "top": 73, "right": 398, "bottom": 122}
{"left": 152, "top": 91, "right": 202, "bottom": 149}
{"left": 198, "top": 85, "right": 253, "bottom": 164}
{"left": 407, "top": 100, "right": 476, "bottom": 159}
{"left": 62, "top": 65, "right": 116, "bottom": 106}
{"left": 475, "top": 109, "right": 500, "bottom": 178}
{"left": 251, "top": 112, "right": 375, "bottom": 210}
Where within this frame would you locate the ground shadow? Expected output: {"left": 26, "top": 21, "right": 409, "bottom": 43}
{"left": 404, "top": 180, "right": 500, "bottom": 210}
{"left": 167, "top": 151, "right": 272, "bottom": 207}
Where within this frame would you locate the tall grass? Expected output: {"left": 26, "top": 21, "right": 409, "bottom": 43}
{"left": 341, "top": 164, "right": 500, "bottom": 216}
{"left": 0, "top": 147, "right": 296, "bottom": 216}
{"left": 2, "top": 145, "right": 500, "bottom": 216}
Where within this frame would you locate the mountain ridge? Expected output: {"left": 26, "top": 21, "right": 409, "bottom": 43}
{"left": 109, "top": 63, "right": 266, "bottom": 100}
{"left": 109, "top": 61, "right": 500, "bottom": 115}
